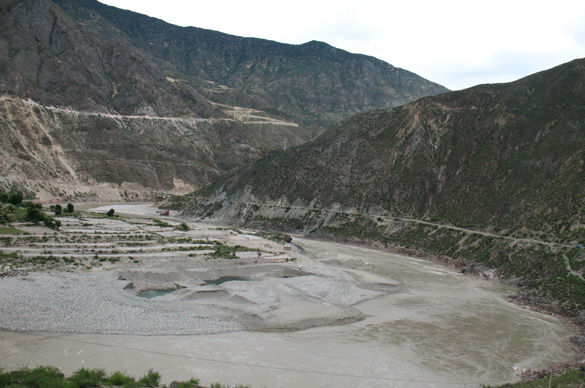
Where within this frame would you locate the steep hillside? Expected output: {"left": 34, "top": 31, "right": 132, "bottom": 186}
{"left": 0, "top": 0, "right": 447, "bottom": 200}
{"left": 181, "top": 58, "right": 585, "bottom": 231}
{"left": 0, "top": 0, "right": 213, "bottom": 117}
{"left": 0, "top": 96, "right": 310, "bottom": 201}
{"left": 175, "top": 58, "right": 585, "bottom": 318}
{"left": 52, "top": 0, "right": 448, "bottom": 129}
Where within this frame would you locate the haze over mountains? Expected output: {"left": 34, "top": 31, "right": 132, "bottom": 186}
{"left": 0, "top": 0, "right": 447, "bottom": 201}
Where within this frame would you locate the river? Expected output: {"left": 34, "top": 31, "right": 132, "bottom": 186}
{"left": 0, "top": 227, "right": 575, "bottom": 388}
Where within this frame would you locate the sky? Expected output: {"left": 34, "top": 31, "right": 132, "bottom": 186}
{"left": 99, "top": 0, "right": 585, "bottom": 90}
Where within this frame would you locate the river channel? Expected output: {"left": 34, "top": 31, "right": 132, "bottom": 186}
{"left": 0, "top": 228, "right": 575, "bottom": 388}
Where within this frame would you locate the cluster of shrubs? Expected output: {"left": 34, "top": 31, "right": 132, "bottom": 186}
{"left": 0, "top": 365, "right": 253, "bottom": 388}
{"left": 50, "top": 203, "right": 75, "bottom": 216}
{"left": 0, "top": 366, "right": 164, "bottom": 388}
{"left": 0, "top": 188, "right": 24, "bottom": 206}
{"left": 0, "top": 187, "right": 77, "bottom": 229}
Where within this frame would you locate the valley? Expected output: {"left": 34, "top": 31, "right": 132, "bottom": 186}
{"left": 176, "top": 58, "right": 585, "bottom": 331}
{"left": 0, "top": 0, "right": 447, "bottom": 202}
{"left": 0, "top": 204, "right": 576, "bottom": 387}
{"left": 2, "top": 0, "right": 585, "bottom": 386}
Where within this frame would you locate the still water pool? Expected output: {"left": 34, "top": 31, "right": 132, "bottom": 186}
{"left": 136, "top": 289, "right": 175, "bottom": 299}
{"left": 204, "top": 276, "right": 250, "bottom": 285}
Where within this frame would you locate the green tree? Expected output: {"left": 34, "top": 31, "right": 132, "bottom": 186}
{"left": 26, "top": 207, "right": 45, "bottom": 223}
{"left": 66, "top": 203, "right": 74, "bottom": 213}
{"left": 8, "top": 189, "right": 23, "bottom": 206}
{"left": 55, "top": 204, "right": 63, "bottom": 216}
{"left": 44, "top": 218, "right": 61, "bottom": 230}
{"left": 107, "top": 208, "right": 115, "bottom": 217}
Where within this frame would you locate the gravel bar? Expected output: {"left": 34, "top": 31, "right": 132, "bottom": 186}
{"left": 0, "top": 272, "right": 242, "bottom": 335}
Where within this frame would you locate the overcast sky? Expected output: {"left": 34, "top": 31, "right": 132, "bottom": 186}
{"left": 99, "top": 0, "right": 585, "bottom": 90}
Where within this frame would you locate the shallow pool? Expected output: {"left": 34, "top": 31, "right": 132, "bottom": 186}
{"left": 204, "top": 276, "right": 250, "bottom": 285}
{"left": 136, "top": 289, "right": 175, "bottom": 299}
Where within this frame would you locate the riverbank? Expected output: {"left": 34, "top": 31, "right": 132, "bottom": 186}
{"left": 0, "top": 206, "right": 394, "bottom": 334}
{"left": 0, "top": 204, "right": 577, "bottom": 387}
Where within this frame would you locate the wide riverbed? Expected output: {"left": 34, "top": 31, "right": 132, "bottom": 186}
{"left": 0, "top": 208, "right": 575, "bottom": 388}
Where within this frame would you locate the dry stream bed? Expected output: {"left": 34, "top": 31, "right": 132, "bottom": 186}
{"left": 0, "top": 204, "right": 577, "bottom": 387}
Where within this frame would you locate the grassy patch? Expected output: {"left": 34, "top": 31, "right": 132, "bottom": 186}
{"left": 485, "top": 366, "right": 585, "bottom": 387}
{"left": 152, "top": 218, "right": 172, "bottom": 227}
{"left": 249, "top": 215, "right": 305, "bottom": 230}
{"left": 209, "top": 243, "right": 261, "bottom": 259}
{"left": 0, "top": 226, "right": 27, "bottom": 235}
{"left": 0, "top": 251, "right": 106, "bottom": 271}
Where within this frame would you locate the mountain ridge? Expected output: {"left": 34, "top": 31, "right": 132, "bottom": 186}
{"left": 0, "top": 0, "right": 447, "bottom": 200}
{"left": 183, "top": 57, "right": 585, "bottom": 231}
{"left": 51, "top": 0, "right": 448, "bottom": 127}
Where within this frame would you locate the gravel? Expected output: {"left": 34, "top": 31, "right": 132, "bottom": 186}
{"left": 0, "top": 267, "right": 386, "bottom": 335}
{"left": 0, "top": 272, "right": 242, "bottom": 335}
{"left": 280, "top": 275, "right": 383, "bottom": 306}
{"left": 221, "top": 281, "right": 280, "bottom": 305}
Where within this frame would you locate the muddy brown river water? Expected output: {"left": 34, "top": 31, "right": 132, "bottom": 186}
{"left": 0, "top": 213, "right": 576, "bottom": 388}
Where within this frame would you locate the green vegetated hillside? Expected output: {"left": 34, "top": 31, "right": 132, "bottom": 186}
{"left": 0, "top": 0, "right": 447, "bottom": 200}
{"left": 174, "top": 58, "right": 585, "bottom": 320}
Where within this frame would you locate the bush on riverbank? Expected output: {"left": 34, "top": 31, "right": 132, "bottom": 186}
{"left": 0, "top": 366, "right": 186, "bottom": 388}
{"left": 0, "top": 365, "right": 253, "bottom": 388}
{"left": 0, "top": 365, "right": 256, "bottom": 388}
{"left": 2, "top": 364, "right": 584, "bottom": 387}
{"left": 0, "top": 365, "right": 257, "bottom": 388}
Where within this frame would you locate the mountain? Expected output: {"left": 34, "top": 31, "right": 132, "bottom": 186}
{"left": 0, "top": 0, "right": 447, "bottom": 201}
{"left": 175, "top": 58, "right": 585, "bottom": 318}
{"left": 52, "top": 0, "right": 447, "bottom": 129}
